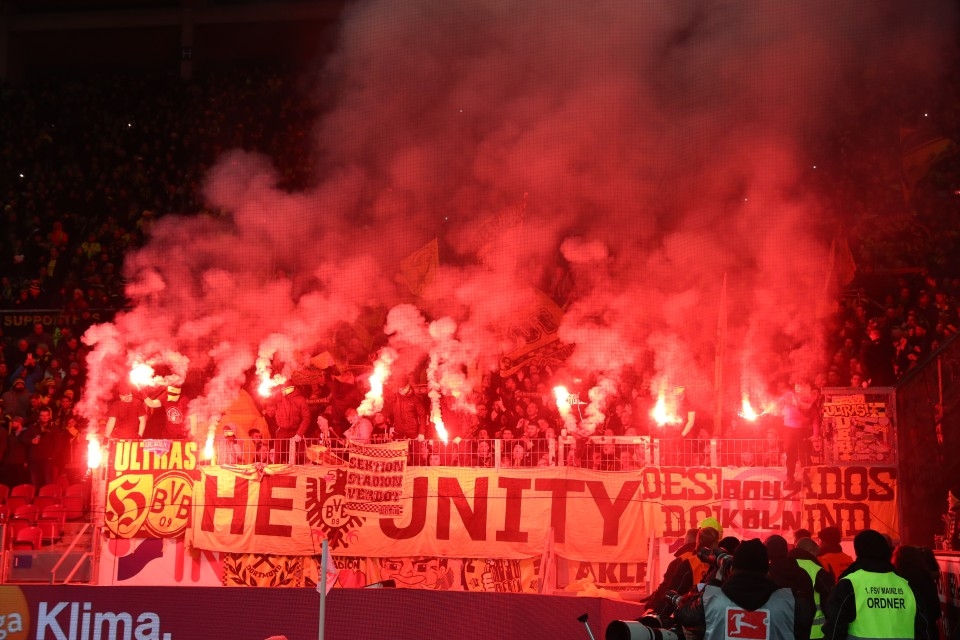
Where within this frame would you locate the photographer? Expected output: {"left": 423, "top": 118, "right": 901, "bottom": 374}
{"left": 646, "top": 523, "right": 721, "bottom": 622}
{"left": 675, "top": 538, "right": 813, "bottom": 640}
{"left": 643, "top": 529, "right": 697, "bottom": 613}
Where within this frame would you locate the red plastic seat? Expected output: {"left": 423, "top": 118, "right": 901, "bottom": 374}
{"left": 12, "top": 525, "right": 42, "bottom": 550}
{"left": 37, "top": 504, "right": 67, "bottom": 535}
{"left": 37, "top": 513, "right": 63, "bottom": 544}
{"left": 0, "top": 484, "right": 10, "bottom": 504}
{"left": 6, "top": 517, "right": 33, "bottom": 546}
{"left": 12, "top": 504, "right": 39, "bottom": 525}
{"left": 32, "top": 495, "right": 60, "bottom": 513}
{"left": 38, "top": 483, "right": 62, "bottom": 499}
{"left": 65, "top": 484, "right": 88, "bottom": 508}
{"left": 10, "top": 483, "right": 36, "bottom": 501}
{"left": 62, "top": 490, "right": 86, "bottom": 521}
{"left": 3, "top": 496, "right": 29, "bottom": 514}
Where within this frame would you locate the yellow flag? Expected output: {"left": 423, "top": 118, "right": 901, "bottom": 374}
{"left": 398, "top": 238, "right": 439, "bottom": 296}
{"left": 900, "top": 126, "right": 958, "bottom": 200}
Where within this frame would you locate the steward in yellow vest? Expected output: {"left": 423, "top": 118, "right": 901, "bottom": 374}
{"left": 822, "top": 530, "right": 933, "bottom": 640}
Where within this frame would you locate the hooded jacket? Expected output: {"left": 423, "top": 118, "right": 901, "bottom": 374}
{"left": 676, "top": 571, "right": 813, "bottom": 640}
{"left": 822, "top": 557, "right": 933, "bottom": 640}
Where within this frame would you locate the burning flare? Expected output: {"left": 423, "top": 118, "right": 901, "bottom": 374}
{"left": 431, "top": 411, "right": 449, "bottom": 444}
{"left": 87, "top": 435, "right": 103, "bottom": 470}
{"left": 203, "top": 423, "right": 217, "bottom": 462}
{"left": 739, "top": 395, "right": 760, "bottom": 421}
{"left": 553, "top": 385, "right": 579, "bottom": 433}
{"left": 651, "top": 385, "right": 681, "bottom": 427}
{"left": 255, "top": 354, "right": 285, "bottom": 398}
{"left": 358, "top": 347, "right": 397, "bottom": 416}
{"left": 257, "top": 373, "right": 286, "bottom": 398}
{"left": 554, "top": 386, "right": 571, "bottom": 409}
{"left": 129, "top": 361, "right": 154, "bottom": 388}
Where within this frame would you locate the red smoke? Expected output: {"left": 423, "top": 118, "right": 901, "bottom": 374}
{"left": 79, "top": 1, "right": 957, "bottom": 433}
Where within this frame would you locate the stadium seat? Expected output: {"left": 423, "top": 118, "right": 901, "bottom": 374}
{"left": 6, "top": 518, "right": 33, "bottom": 546}
{"left": 12, "top": 504, "right": 39, "bottom": 525}
{"left": 0, "top": 484, "right": 10, "bottom": 504}
{"left": 10, "top": 483, "right": 36, "bottom": 502}
{"left": 65, "top": 483, "right": 88, "bottom": 508}
{"left": 32, "top": 494, "right": 60, "bottom": 513}
{"left": 38, "top": 483, "right": 62, "bottom": 499}
{"left": 41, "top": 504, "right": 66, "bottom": 525}
{"left": 38, "top": 505, "right": 66, "bottom": 544}
{"left": 63, "top": 485, "right": 87, "bottom": 521}
{"left": 12, "top": 526, "right": 43, "bottom": 550}
{"left": 3, "top": 496, "right": 29, "bottom": 514}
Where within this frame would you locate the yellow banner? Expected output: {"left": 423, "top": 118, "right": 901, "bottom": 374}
{"left": 345, "top": 441, "right": 408, "bottom": 518}
{"left": 105, "top": 439, "right": 200, "bottom": 538}
{"left": 204, "top": 464, "right": 911, "bottom": 557}
{"left": 189, "top": 465, "right": 656, "bottom": 561}
{"left": 222, "top": 553, "right": 305, "bottom": 587}
{"left": 219, "top": 551, "right": 597, "bottom": 592}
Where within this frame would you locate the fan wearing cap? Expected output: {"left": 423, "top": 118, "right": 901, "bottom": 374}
{"left": 646, "top": 519, "right": 722, "bottom": 622}
{"left": 822, "top": 529, "right": 932, "bottom": 640}
{"left": 675, "top": 538, "right": 813, "bottom": 640}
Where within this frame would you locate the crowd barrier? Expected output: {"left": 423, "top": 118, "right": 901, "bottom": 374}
{"left": 209, "top": 435, "right": 851, "bottom": 470}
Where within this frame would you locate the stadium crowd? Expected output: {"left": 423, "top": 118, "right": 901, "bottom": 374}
{"left": 0, "top": 65, "right": 959, "bottom": 492}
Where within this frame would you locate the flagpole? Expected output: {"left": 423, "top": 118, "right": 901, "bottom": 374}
{"left": 714, "top": 273, "right": 727, "bottom": 437}
{"left": 318, "top": 537, "right": 329, "bottom": 640}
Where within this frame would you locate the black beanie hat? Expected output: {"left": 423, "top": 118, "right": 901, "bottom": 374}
{"left": 733, "top": 538, "right": 769, "bottom": 573}
{"left": 818, "top": 526, "right": 842, "bottom": 545}
{"left": 719, "top": 536, "right": 740, "bottom": 554}
{"left": 764, "top": 535, "right": 789, "bottom": 560}
{"left": 853, "top": 529, "right": 891, "bottom": 562}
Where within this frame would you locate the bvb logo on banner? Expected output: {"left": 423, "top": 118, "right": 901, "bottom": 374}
{"left": 305, "top": 468, "right": 365, "bottom": 551}
{"left": 106, "top": 470, "right": 195, "bottom": 538}
{"left": 144, "top": 471, "right": 193, "bottom": 537}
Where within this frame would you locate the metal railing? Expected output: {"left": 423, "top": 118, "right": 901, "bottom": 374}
{"left": 209, "top": 435, "right": 837, "bottom": 471}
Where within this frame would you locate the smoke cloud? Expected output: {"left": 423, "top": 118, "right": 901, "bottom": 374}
{"left": 80, "top": 1, "right": 956, "bottom": 432}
